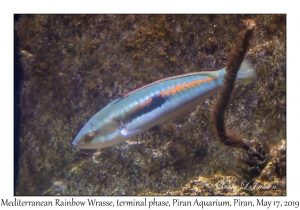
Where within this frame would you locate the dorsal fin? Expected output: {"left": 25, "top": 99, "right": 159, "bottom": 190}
{"left": 106, "top": 98, "right": 122, "bottom": 106}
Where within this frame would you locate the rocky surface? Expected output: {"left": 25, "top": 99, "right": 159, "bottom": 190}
{"left": 15, "top": 14, "right": 286, "bottom": 195}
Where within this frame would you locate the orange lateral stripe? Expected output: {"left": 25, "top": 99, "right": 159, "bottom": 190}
{"left": 170, "top": 87, "right": 176, "bottom": 95}
{"left": 159, "top": 76, "right": 219, "bottom": 98}
{"left": 179, "top": 84, "right": 185, "bottom": 92}
{"left": 175, "top": 84, "right": 180, "bottom": 94}
{"left": 161, "top": 89, "right": 170, "bottom": 97}
{"left": 191, "top": 81, "right": 196, "bottom": 88}
{"left": 140, "top": 97, "right": 153, "bottom": 108}
{"left": 186, "top": 83, "right": 191, "bottom": 89}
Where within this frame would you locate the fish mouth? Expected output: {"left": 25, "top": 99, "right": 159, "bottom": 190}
{"left": 72, "top": 140, "right": 88, "bottom": 149}
{"left": 72, "top": 140, "right": 77, "bottom": 147}
{"left": 72, "top": 137, "right": 84, "bottom": 148}
{"left": 72, "top": 140, "right": 79, "bottom": 147}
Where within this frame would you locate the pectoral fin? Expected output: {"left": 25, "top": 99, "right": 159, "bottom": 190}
{"left": 120, "top": 128, "right": 142, "bottom": 137}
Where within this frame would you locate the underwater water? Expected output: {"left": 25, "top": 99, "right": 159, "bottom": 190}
{"left": 15, "top": 14, "right": 286, "bottom": 195}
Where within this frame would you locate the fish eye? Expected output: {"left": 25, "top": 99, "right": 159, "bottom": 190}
{"left": 87, "top": 131, "right": 95, "bottom": 138}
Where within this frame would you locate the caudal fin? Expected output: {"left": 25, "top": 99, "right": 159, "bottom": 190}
{"left": 235, "top": 59, "right": 257, "bottom": 85}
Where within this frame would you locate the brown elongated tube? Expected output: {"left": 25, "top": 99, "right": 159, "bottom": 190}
{"left": 212, "top": 19, "right": 256, "bottom": 151}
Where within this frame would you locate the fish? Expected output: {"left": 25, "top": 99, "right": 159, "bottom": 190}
{"left": 72, "top": 59, "right": 256, "bottom": 149}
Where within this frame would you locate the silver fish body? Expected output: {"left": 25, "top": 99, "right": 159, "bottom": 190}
{"left": 72, "top": 60, "right": 256, "bottom": 149}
